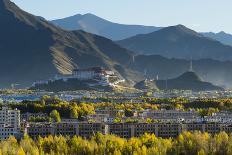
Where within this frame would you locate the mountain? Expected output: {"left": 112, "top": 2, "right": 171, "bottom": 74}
{"left": 2, "top": 0, "right": 232, "bottom": 90}
{"left": 155, "top": 71, "right": 223, "bottom": 91}
{"left": 202, "top": 31, "right": 232, "bottom": 47}
{"left": 131, "top": 55, "right": 232, "bottom": 88}
{"left": 117, "top": 25, "right": 232, "bottom": 61}
{"left": 0, "top": 0, "right": 140, "bottom": 88}
{"left": 51, "top": 13, "right": 161, "bottom": 40}
{"left": 134, "top": 79, "right": 159, "bottom": 91}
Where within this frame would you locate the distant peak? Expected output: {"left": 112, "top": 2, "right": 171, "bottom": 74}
{"left": 159, "top": 24, "right": 201, "bottom": 37}
{"left": 175, "top": 24, "right": 187, "bottom": 28}
{"left": 177, "top": 71, "right": 202, "bottom": 82}
{"left": 71, "top": 13, "right": 97, "bottom": 18}
{"left": 218, "top": 31, "right": 226, "bottom": 34}
{"left": 83, "top": 13, "right": 95, "bottom": 16}
{"left": 173, "top": 24, "right": 191, "bottom": 31}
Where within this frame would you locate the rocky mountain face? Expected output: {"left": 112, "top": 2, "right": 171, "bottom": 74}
{"left": 117, "top": 25, "right": 232, "bottom": 61}
{"left": 0, "top": 0, "right": 139, "bottom": 88}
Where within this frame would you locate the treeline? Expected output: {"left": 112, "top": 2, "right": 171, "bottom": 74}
{"left": 0, "top": 89, "right": 33, "bottom": 95}
{"left": 5, "top": 96, "right": 232, "bottom": 120}
{"left": 2, "top": 132, "right": 232, "bottom": 155}
{"left": 8, "top": 96, "right": 95, "bottom": 119}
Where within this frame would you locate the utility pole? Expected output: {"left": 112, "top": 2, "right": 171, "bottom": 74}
{"left": 165, "top": 79, "right": 168, "bottom": 90}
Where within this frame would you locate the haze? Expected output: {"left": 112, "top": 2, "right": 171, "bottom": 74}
{"left": 12, "top": 0, "right": 232, "bottom": 33}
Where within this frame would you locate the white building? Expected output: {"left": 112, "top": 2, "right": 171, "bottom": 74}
{"left": 32, "top": 67, "right": 117, "bottom": 87}
{"left": 0, "top": 107, "right": 20, "bottom": 139}
{"left": 139, "top": 109, "right": 201, "bottom": 123}
{"left": 72, "top": 67, "right": 114, "bottom": 81}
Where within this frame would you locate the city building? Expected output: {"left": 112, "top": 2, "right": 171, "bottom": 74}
{"left": 139, "top": 109, "right": 201, "bottom": 123}
{"left": 26, "top": 122, "right": 108, "bottom": 139}
{"left": 0, "top": 107, "right": 20, "bottom": 139}
{"left": 76, "top": 122, "right": 108, "bottom": 139}
{"left": 32, "top": 67, "right": 118, "bottom": 87}
{"left": 21, "top": 112, "right": 48, "bottom": 121}
{"left": 73, "top": 67, "right": 114, "bottom": 81}
{"left": 95, "top": 107, "right": 124, "bottom": 117}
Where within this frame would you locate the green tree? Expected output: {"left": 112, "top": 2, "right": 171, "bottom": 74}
{"left": 49, "top": 110, "right": 61, "bottom": 122}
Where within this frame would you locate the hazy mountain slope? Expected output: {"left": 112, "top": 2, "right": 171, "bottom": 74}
{"left": 156, "top": 71, "right": 223, "bottom": 91}
{"left": 202, "top": 31, "right": 232, "bottom": 47}
{"left": 117, "top": 25, "right": 232, "bottom": 61}
{"left": 51, "top": 13, "right": 161, "bottom": 40}
{"left": 0, "top": 0, "right": 138, "bottom": 88}
{"left": 132, "top": 55, "right": 232, "bottom": 88}
{"left": 134, "top": 79, "right": 159, "bottom": 91}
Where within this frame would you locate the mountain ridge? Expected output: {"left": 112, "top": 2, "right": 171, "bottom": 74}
{"left": 0, "top": 0, "right": 140, "bottom": 88}
{"left": 51, "top": 13, "right": 162, "bottom": 40}
{"left": 201, "top": 31, "right": 232, "bottom": 47}
{"left": 155, "top": 71, "right": 223, "bottom": 91}
{"left": 117, "top": 25, "right": 232, "bottom": 61}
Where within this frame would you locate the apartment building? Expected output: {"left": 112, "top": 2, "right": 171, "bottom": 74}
{"left": 87, "top": 114, "right": 110, "bottom": 122}
{"left": 26, "top": 121, "right": 232, "bottom": 139}
{"left": 95, "top": 107, "right": 124, "bottom": 117}
{"left": 77, "top": 122, "right": 108, "bottom": 139}
{"left": 0, "top": 107, "right": 20, "bottom": 139}
{"left": 27, "top": 123, "right": 53, "bottom": 139}
{"left": 21, "top": 112, "right": 48, "bottom": 121}
{"left": 27, "top": 122, "right": 108, "bottom": 139}
{"left": 109, "top": 123, "right": 133, "bottom": 138}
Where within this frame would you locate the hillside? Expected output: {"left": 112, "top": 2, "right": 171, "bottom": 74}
{"left": 51, "top": 13, "right": 161, "bottom": 40}
{"left": 131, "top": 55, "right": 232, "bottom": 88}
{"left": 134, "top": 79, "right": 159, "bottom": 91}
{"left": 2, "top": 0, "right": 232, "bottom": 90}
{"left": 30, "top": 79, "right": 113, "bottom": 92}
{"left": 117, "top": 25, "right": 232, "bottom": 61}
{"left": 0, "top": 0, "right": 139, "bottom": 88}
{"left": 202, "top": 31, "right": 232, "bottom": 47}
{"left": 156, "top": 71, "right": 223, "bottom": 91}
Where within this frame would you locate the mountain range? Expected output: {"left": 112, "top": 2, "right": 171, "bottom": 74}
{"left": 201, "top": 31, "right": 232, "bottom": 47}
{"left": 117, "top": 25, "right": 232, "bottom": 61}
{"left": 1, "top": 0, "right": 232, "bottom": 90}
{"left": 131, "top": 55, "right": 232, "bottom": 88}
{"left": 0, "top": 0, "right": 142, "bottom": 88}
{"left": 51, "top": 13, "right": 161, "bottom": 41}
{"left": 156, "top": 71, "right": 223, "bottom": 91}
{"left": 52, "top": 14, "right": 232, "bottom": 47}
{"left": 135, "top": 71, "right": 223, "bottom": 91}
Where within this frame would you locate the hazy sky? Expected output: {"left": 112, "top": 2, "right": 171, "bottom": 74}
{"left": 12, "top": 0, "right": 232, "bottom": 33}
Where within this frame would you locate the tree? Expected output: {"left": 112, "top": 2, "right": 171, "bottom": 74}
{"left": 125, "top": 109, "right": 134, "bottom": 117}
{"left": 49, "top": 110, "right": 61, "bottom": 122}
{"left": 146, "top": 118, "right": 153, "bottom": 124}
{"left": 70, "top": 107, "right": 78, "bottom": 119}
{"left": 17, "top": 147, "right": 26, "bottom": 155}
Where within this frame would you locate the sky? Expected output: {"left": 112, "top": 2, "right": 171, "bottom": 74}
{"left": 12, "top": 0, "right": 232, "bottom": 33}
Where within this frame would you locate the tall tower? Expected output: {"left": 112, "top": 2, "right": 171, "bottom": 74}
{"left": 144, "top": 69, "right": 147, "bottom": 77}
{"left": 156, "top": 75, "right": 159, "bottom": 81}
{"left": 189, "top": 58, "right": 193, "bottom": 72}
